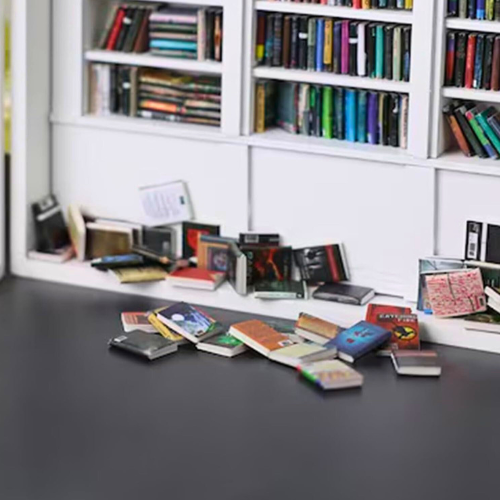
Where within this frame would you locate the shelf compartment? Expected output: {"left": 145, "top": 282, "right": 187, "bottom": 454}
{"left": 446, "top": 18, "right": 500, "bottom": 33}
{"left": 253, "top": 67, "right": 410, "bottom": 92}
{"left": 430, "top": 150, "right": 500, "bottom": 177}
{"left": 255, "top": 1, "right": 413, "bottom": 24}
{"left": 85, "top": 50, "right": 223, "bottom": 74}
{"left": 442, "top": 87, "right": 500, "bottom": 104}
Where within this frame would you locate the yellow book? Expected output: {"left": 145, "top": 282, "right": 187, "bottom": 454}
{"left": 405, "top": 0, "right": 413, "bottom": 9}
{"left": 255, "top": 82, "right": 266, "bottom": 133}
{"left": 112, "top": 266, "right": 168, "bottom": 284}
{"left": 323, "top": 19, "right": 333, "bottom": 70}
{"left": 362, "top": 0, "right": 371, "bottom": 8}
{"left": 147, "top": 312, "right": 185, "bottom": 342}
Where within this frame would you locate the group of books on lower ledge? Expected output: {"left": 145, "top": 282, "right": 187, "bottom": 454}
{"left": 110, "top": 301, "right": 440, "bottom": 391}
{"left": 89, "top": 64, "right": 221, "bottom": 127}
{"left": 444, "top": 100, "right": 500, "bottom": 160}
{"left": 255, "top": 80, "right": 409, "bottom": 148}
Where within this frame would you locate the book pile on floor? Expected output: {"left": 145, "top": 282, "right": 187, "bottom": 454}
{"left": 89, "top": 64, "right": 222, "bottom": 126}
{"left": 448, "top": 0, "right": 500, "bottom": 20}
{"left": 111, "top": 300, "right": 441, "bottom": 389}
{"left": 256, "top": 14, "right": 411, "bottom": 82}
{"left": 98, "top": 2, "right": 223, "bottom": 61}
{"left": 264, "top": 0, "right": 413, "bottom": 10}
{"left": 255, "top": 80, "right": 408, "bottom": 148}
{"left": 444, "top": 100, "right": 500, "bottom": 159}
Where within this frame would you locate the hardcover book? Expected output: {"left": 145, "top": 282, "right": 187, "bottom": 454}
{"left": 293, "top": 244, "right": 349, "bottom": 284}
{"left": 182, "top": 222, "right": 220, "bottom": 259}
{"left": 295, "top": 313, "right": 345, "bottom": 345}
{"left": 391, "top": 351, "right": 441, "bottom": 377}
{"left": 326, "top": 320, "right": 392, "bottom": 363}
{"left": 298, "top": 360, "right": 363, "bottom": 391}
{"left": 196, "top": 333, "right": 247, "bottom": 358}
{"left": 86, "top": 222, "right": 133, "bottom": 259}
{"left": 312, "top": 283, "right": 375, "bottom": 305}
{"left": 156, "top": 302, "right": 224, "bottom": 344}
{"left": 108, "top": 331, "right": 178, "bottom": 361}
{"left": 112, "top": 266, "right": 168, "bottom": 284}
{"left": 227, "top": 242, "right": 248, "bottom": 296}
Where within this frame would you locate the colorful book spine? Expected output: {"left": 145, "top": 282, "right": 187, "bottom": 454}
{"left": 345, "top": 89, "right": 357, "bottom": 142}
{"left": 357, "top": 90, "right": 367, "bottom": 143}
{"left": 341, "top": 21, "right": 350, "bottom": 75}
{"left": 375, "top": 25, "right": 384, "bottom": 79}
{"left": 322, "top": 87, "right": 333, "bottom": 139}
{"left": 316, "top": 18, "right": 325, "bottom": 72}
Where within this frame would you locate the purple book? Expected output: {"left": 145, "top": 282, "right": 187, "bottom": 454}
{"left": 341, "top": 20, "right": 349, "bottom": 75}
{"left": 367, "top": 92, "right": 378, "bottom": 145}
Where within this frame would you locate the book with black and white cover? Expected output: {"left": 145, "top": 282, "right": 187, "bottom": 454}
{"left": 108, "top": 331, "right": 178, "bottom": 360}
{"left": 465, "top": 221, "right": 500, "bottom": 264}
{"left": 312, "top": 283, "right": 375, "bottom": 305}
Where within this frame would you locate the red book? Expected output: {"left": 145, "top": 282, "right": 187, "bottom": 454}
{"left": 168, "top": 267, "right": 226, "bottom": 291}
{"left": 353, "top": 0, "right": 362, "bottom": 7}
{"left": 106, "top": 7, "right": 126, "bottom": 51}
{"left": 375, "top": 314, "right": 420, "bottom": 356}
{"left": 365, "top": 304, "right": 412, "bottom": 325}
{"left": 464, "top": 34, "right": 477, "bottom": 89}
{"left": 445, "top": 35, "right": 456, "bottom": 85}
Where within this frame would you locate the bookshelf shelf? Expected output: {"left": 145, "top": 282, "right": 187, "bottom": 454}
{"left": 85, "top": 50, "right": 223, "bottom": 75}
{"left": 445, "top": 18, "right": 500, "bottom": 33}
{"left": 254, "top": 1, "right": 414, "bottom": 24}
{"left": 132, "top": 0, "right": 226, "bottom": 6}
{"left": 442, "top": 87, "right": 500, "bottom": 104}
{"left": 253, "top": 67, "right": 410, "bottom": 93}
{"left": 430, "top": 150, "right": 500, "bottom": 177}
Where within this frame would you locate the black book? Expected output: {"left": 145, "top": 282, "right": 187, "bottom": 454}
{"left": 333, "top": 20, "right": 342, "bottom": 74}
{"left": 298, "top": 16, "right": 308, "bottom": 70}
{"left": 474, "top": 34, "right": 485, "bottom": 89}
{"left": 121, "top": 67, "right": 131, "bottom": 116}
{"left": 380, "top": 92, "right": 390, "bottom": 146}
{"left": 290, "top": 15, "right": 299, "bottom": 69}
{"left": 293, "top": 244, "right": 349, "bottom": 284}
{"left": 313, "top": 283, "right": 375, "bottom": 306}
{"left": 496, "top": 0, "right": 500, "bottom": 21}
{"left": 384, "top": 25, "right": 394, "bottom": 80}
{"left": 272, "top": 14, "right": 284, "bottom": 67}
{"left": 402, "top": 26, "right": 411, "bottom": 82}
{"left": 453, "top": 103, "right": 488, "bottom": 158}
{"left": 109, "top": 331, "right": 178, "bottom": 361}
{"left": 469, "top": 0, "right": 477, "bottom": 19}
{"left": 122, "top": 7, "right": 145, "bottom": 53}
{"left": 448, "top": 0, "right": 458, "bottom": 16}
{"left": 114, "top": 7, "right": 135, "bottom": 51}
{"left": 388, "top": 93, "right": 400, "bottom": 147}
{"left": 110, "top": 65, "right": 120, "bottom": 114}
{"left": 241, "top": 246, "right": 293, "bottom": 284}
{"left": 483, "top": 34, "right": 495, "bottom": 90}
{"left": 455, "top": 31, "right": 468, "bottom": 87}
{"left": 388, "top": 0, "right": 397, "bottom": 8}
{"left": 367, "top": 23, "right": 377, "bottom": 78}
{"left": 335, "top": 87, "right": 345, "bottom": 140}
{"left": 314, "top": 84, "right": 322, "bottom": 137}
{"left": 349, "top": 22, "right": 358, "bottom": 76}
{"left": 265, "top": 14, "right": 275, "bottom": 66}
{"left": 205, "top": 10, "right": 215, "bottom": 61}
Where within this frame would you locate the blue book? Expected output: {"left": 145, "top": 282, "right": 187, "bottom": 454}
{"left": 469, "top": 0, "right": 477, "bottom": 18}
{"left": 357, "top": 90, "right": 367, "bottom": 143}
{"left": 379, "top": 0, "right": 388, "bottom": 6}
{"left": 325, "top": 321, "right": 391, "bottom": 363}
{"left": 448, "top": 0, "right": 458, "bottom": 16}
{"left": 367, "top": 92, "right": 378, "bottom": 145}
{"left": 316, "top": 19, "right": 325, "bottom": 72}
{"left": 150, "top": 40, "right": 197, "bottom": 51}
{"left": 345, "top": 89, "right": 357, "bottom": 142}
{"left": 477, "top": 0, "right": 486, "bottom": 19}
{"left": 375, "top": 25, "right": 384, "bottom": 79}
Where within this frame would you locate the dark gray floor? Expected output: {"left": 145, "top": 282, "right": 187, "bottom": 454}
{"left": 1, "top": 277, "right": 499, "bottom": 500}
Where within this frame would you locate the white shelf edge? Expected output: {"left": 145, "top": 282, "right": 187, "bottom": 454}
{"left": 253, "top": 67, "right": 411, "bottom": 93}
{"left": 132, "top": 0, "right": 226, "bottom": 6}
{"left": 442, "top": 87, "right": 500, "bottom": 104}
{"left": 254, "top": 1, "right": 413, "bottom": 24}
{"left": 429, "top": 150, "right": 500, "bottom": 177}
{"left": 12, "top": 255, "right": 500, "bottom": 355}
{"left": 85, "top": 50, "right": 223, "bottom": 74}
{"left": 446, "top": 17, "right": 500, "bottom": 33}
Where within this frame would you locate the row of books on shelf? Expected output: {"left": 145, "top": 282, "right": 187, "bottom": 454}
{"left": 444, "top": 100, "right": 500, "bottom": 159}
{"left": 262, "top": 0, "right": 413, "bottom": 9}
{"left": 256, "top": 13, "right": 411, "bottom": 82}
{"left": 256, "top": 80, "right": 408, "bottom": 148}
{"left": 112, "top": 302, "right": 440, "bottom": 391}
{"left": 445, "top": 31, "right": 500, "bottom": 92}
{"left": 448, "top": 0, "right": 500, "bottom": 20}
{"left": 89, "top": 64, "right": 221, "bottom": 127}
{"left": 99, "top": 3, "right": 223, "bottom": 61}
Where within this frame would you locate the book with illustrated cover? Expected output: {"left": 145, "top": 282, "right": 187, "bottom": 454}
{"left": 197, "top": 234, "right": 236, "bottom": 273}
{"left": 365, "top": 303, "right": 412, "bottom": 324}
{"left": 121, "top": 312, "right": 157, "bottom": 333}
{"left": 182, "top": 222, "right": 220, "bottom": 259}
{"left": 108, "top": 331, "right": 178, "bottom": 361}
{"left": 425, "top": 268, "right": 486, "bottom": 317}
{"left": 147, "top": 309, "right": 187, "bottom": 344}
{"left": 196, "top": 333, "right": 247, "bottom": 358}
{"left": 241, "top": 246, "right": 292, "bottom": 284}
{"left": 229, "top": 320, "right": 296, "bottom": 357}
{"left": 269, "top": 342, "right": 337, "bottom": 369}
{"left": 112, "top": 266, "right": 168, "bottom": 284}
{"left": 156, "top": 302, "right": 224, "bottom": 344}
{"left": 326, "top": 321, "right": 391, "bottom": 363}
{"left": 294, "top": 244, "right": 349, "bottom": 284}
{"left": 254, "top": 281, "right": 307, "bottom": 299}
{"left": 375, "top": 313, "right": 420, "bottom": 356}
{"left": 295, "top": 313, "right": 345, "bottom": 345}
{"left": 313, "top": 283, "right": 375, "bottom": 305}
{"left": 391, "top": 351, "right": 441, "bottom": 377}
{"left": 298, "top": 360, "right": 363, "bottom": 391}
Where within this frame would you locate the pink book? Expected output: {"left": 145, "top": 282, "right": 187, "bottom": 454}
{"left": 341, "top": 21, "right": 350, "bottom": 75}
{"left": 425, "top": 268, "right": 486, "bottom": 318}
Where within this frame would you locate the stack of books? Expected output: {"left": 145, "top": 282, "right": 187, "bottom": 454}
{"left": 149, "top": 6, "right": 223, "bottom": 61}
{"left": 448, "top": 0, "right": 500, "bottom": 20}
{"left": 444, "top": 100, "right": 500, "bottom": 159}
{"left": 264, "top": 0, "right": 413, "bottom": 10}
{"left": 255, "top": 80, "right": 409, "bottom": 148}
{"left": 444, "top": 31, "right": 500, "bottom": 92}
{"left": 256, "top": 14, "right": 411, "bottom": 82}
{"left": 88, "top": 64, "right": 222, "bottom": 126}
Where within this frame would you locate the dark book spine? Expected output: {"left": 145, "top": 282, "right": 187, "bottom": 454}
{"left": 367, "top": 23, "right": 377, "bottom": 78}
{"left": 335, "top": 87, "right": 345, "bottom": 140}
{"left": 205, "top": 10, "right": 215, "bottom": 61}
{"left": 482, "top": 34, "right": 495, "bottom": 90}
{"left": 297, "top": 16, "right": 308, "bottom": 70}
{"left": 265, "top": 14, "right": 275, "bottom": 66}
{"left": 454, "top": 106, "right": 488, "bottom": 157}
{"left": 388, "top": 93, "right": 399, "bottom": 147}
{"left": 491, "top": 35, "right": 500, "bottom": 90}
{"left": 122, "top": 8, "right": 144, "bottom": 53}
{"left": 455, "top": 31, "right": 468, "bottom": 87}
{"left": 307, "top": 18, "right": 316, "bottom": 71}
{"left": 402, "top": 26, "right": 411, "bottom": 82}
{"left": 443, "top": 103, "right": 473, "bottom": 156}
{"left": 282, "top": 15, "right": 291, "bottom": 68}
{"left": 273, "top": 14, "right": 284, "bottom": 67}
{"left": 349, "top": 22, "right": 358, "bottom": 76}
{"left": 473, "top": 34, "right": 485, "bottom": 89}
{"left": 496, "top": 0, "right": 500, "bottom": 20}
{"left": 379, "top": 92, "right": 389, "bottom": 146}
{"left": 384, "top": 24, "right": 394, "bottom": 80}
{"left": 465, "top": 33, "right": 477, "bottom": 88}
{"left": 333, "top": 21, "right": 342, "bottom": 74}
{"left": 121, "top": 66, "right": 131, "bottom": 116}
{"left": 114, "top": 7, "right": 134, "bottom": 51}
{"left": 314, "top": 85, "right": 322, "bottom": 137}
{"left": 290, "top": 16, "right": 299, "bottom": 69}
{"left": 367, "top": 91, "right": 379, "bottom": 144}
{"left": 445, "top": 32, "right": 456, "bottom": 86}
{"left": 469, "top": 0, "right": 477, "bottom": 18}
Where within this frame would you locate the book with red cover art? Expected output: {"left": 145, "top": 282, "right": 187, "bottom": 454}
{"left": 425, "top": 268, "right": 486, "bottom": 317}
{"left": 465, "top": 33, "right": 477, "bottom": 89}
{"left": 365, "top": 304, "right": 412, "bottom": 325}
{"left": 182, "top": 222, "right": 220, "bottom": 259}
{"left": 106, "top": 7, "right": 127, "bottom": 50}
{"left": 375, "top": 314, "right": 420, "bottom": 356}
{"left": 242, "top": 246, "right": 292, "bottom": 284}
{"left": 168, "top": 267, "right": 225, "bottom": 290}
{"left": 293, "top": 244, "right": 349, "bottom": 284}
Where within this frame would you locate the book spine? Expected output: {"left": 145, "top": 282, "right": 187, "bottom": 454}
{"left": 333, "top": 21, "right": 342, "bottom": 74}
{"left": 367, "top": 91, "right": 378, "bottom": 144}
{"left": 307, "top": 18, "right": 317, "bottom": 71}
{"left": 491, "top": 36, "right": 500, "bottom": 90}
{"left": 496, "top": 0, "right": 500, "bottom": 20}
{"left": 348, "top": 22, "right": 358, "bottom": 76}
{"left": 106, "top": 7, "right": 126, "bottom": 50}
{"left": 357, "top": 22, "right": 367, "bottom": 77}
{"left": 443, "top": 104, "right": 473, "bottom": 157}
{"left": 473, "top": 34, "right": 485, "bottom": 89}
{"left": 465, "top": 34, "right": 477, "bottom": 89}
{"left": 455, "top": 32, "right": 467, "bottom": 87}
{"left": 455, "top": 106, "right": 487, "bottom": 157}
{"left": 265, "top": 14, "right": 275, "bottom": 66}
{"left": 402, "top": 26, "right": 411, "bottom": 82}
{"left": 465, "top": 108, "right": 498, "bottom": 158}
{"left": 459, "top": 0, "right": 468, "bottom": 17}
{"left": 469, "top": 0, "right": 478, "bottom": 18}
{"left": 283, "top": 15, "right": 291, "bottom": 69}
{"left": 255, "top": 82, "right": 266, "bottom": 133}
{"left": 392, "top": 26, "right": 401, "bottom": 81}
{"left": 345, "top": 89, "right": 357, "bottom": 142}
{"left": 375, "top": 25, "right": 384, "bottom": 78}
{"left": 335, "top": 88, "right": 345, "bottom": 140}
{"left": 478, "top": 0, "right": 486, "bottom": 19}
{"left": 298, "top": 17, "right": 308, "bottom": 70}
{"left": 476, "top": 110, "right": 500, "bottom": 154}
{"left": 256, "top": 13, "right": 266, "bottom": 64}
{"left": 324, "top": 18, "right": 333, "bottom": 72}
{"left": 273, "top": 14, "right": 283, "bottom": 67}
{"left": 482, "top": 35, "right": 495, "bottom": 90}
{"left": 322, "top": 86, "right": 333, "bottom": 138}
{"left": 341, "top": 20, "right": 349, "bottom": 74}
{"left": 316, "top": 19, "right": 325, "bottom": 71}
{"left": 400, "top": 94, "right": 409, "bottom": 149}
{"left": 445, "top": 32, "right": 456, "bottom": 86}
{"left": 290, "top": 16, "right": 299, "bottom": 69}
{"left": 367, "top": 24, "right": 376, "bottom": 78}
{"left": 357, "top": 90, "right": 367, "bottom": 143}
{"left": 389, "top": 93, "right": 400, "bottom": 147}
{"left": 449, "top": 0, "right": 458, "bottom": 15}
{"left": 214, "top": 10, "right": 223, "bottom": 62}
{"left": 384, "top": 25, "right": 393, "bottom": 80}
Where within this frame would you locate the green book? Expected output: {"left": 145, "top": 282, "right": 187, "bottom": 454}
{"left": 334, "top": 88, "right": 345, "bottom": 140}
{"left": 375, "top": 25, "right": 385, "bottom": 79}
{"left": 462, "top": 105, "right": 499, "bottom": 159}
{"left": 322, "top": 87, "right": 333, "bottom": 139}
{"left": 476, "top": 107, "right": 500, "bottom": 155}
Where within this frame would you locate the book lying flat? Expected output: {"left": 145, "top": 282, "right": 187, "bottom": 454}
{"left": 313, "top": 283, "right": 375, "bottom": 305}
{"left": 254, "top": 280, "right": 307, "bottom": 299}
{"left": 295, "top": 313, "right": 345, "bottom": 345}
{"left": 147, "top": 309, "right": 187, "bottom": 344}
{"left": 121, "top": 312, "right": 157, "bottom": 333}
{"left": 391, "top": 351, "right": 442, "bottom": 377}
{"left": 298, "top": 360, "right": 363, "bottom": 391}
{"left": 269, "top": 342, "right": 337, "bottom": 368}
{"left": 112, "top": 266, "right": 168, "bottom": 284}
{"left": 108, "top": 331, "right": 178, "bottom": 361}
{"left": 196, "top": 333, "right": 247, "bottom": 358}
{"left": 463, "top": 312, "right": 500, "bottom": 334}
{"left": 168, "top": 267, "right": 225, "bottom": 291}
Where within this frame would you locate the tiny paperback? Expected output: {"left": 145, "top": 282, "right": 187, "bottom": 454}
{"left": 182, "top": 222, "right": 220, "bottom": 259}
{"left": 121, "top": 312, "right": 157, "bottom": 333}
{"left": 293, "top": 244, "right": 349, "bottom": 284}
{"left": 375, "top": 314, "right": 420, "bottom": 356}
{"left": 313, "top": 283, "right": 374, "bottom": 305}
{"left": 109, "top": 331, "right": 178, "bottom": 361}
{"left": 196, "top": 333, "right": 247, "bottom": 358}
{"left": 269, "top": 342, "right": 337, "bottom": 368}
{"left": 298, "top": 360, "right": 363, "bottom": 391}
{"left": 391, "top": 350, "right": 442, "bottom": 377}
{"left": 168, "top": 267, "right": 225, "bottom": 291}
{"left": 112, "top": 266, "right": 168, "bottom": 283}
{"left": 295, "top": 313, "right": 345, "bottom": 345}
{"left": 254, "top": 280, "right": 307, "bottom": 299}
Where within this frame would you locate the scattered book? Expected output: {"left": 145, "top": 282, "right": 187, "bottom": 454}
{"left": 121, "top": 312, "right": 157, "bottom": 333}
{"left": 196, "top": 333, "right": 247, "bottom": 358}
{"left": 298, "top": 360, "right": 364, "bottom": 391}
{"left": 327, "top": 321, "right": 391, "bottom": 363}
{"left": 365, "top": 303, "right": 412, "bottom": 324}
{"left": 463, "top": 312, "right": 500, "bottom": 334}
{"left": 293, "top": 244, "right": 349, "bottom": 284}
{"left": 374, "top": 313, "right": 420, "bottom": 356}
{"left": 295, "top": 313, "right": 345, "bottom": 345}
{"left": 269, "top": 342, "right": 337, "bottom": 368}
{"left": 229, "top": 320, "right": 296, "bottom": 357}
{"left": 182, "top": 222, "right": 220, "bottom": 259}
{"left": 91, "top": 254, "right": 145, "bottom": 270}
{"left": 86, "top": 222, "right": 133, "bottom": 259}
{"left": 112, "top": 266, "right": 168, "bottom": 284}
{"left": 108, "top": 331, "right": 178, "bottom": 361}
{"left": 254, "top": 280, "right": 307, "bottom": 299}
{"left": 147, "top": 309, "right": 187, "bottom": 344}
{"left": 313, "top": 283, "right": 375, "bottom": 305}
{"left": 391, "top": 351, "right": 442, "bottom": 377}
{"left": 168, "top": 267, "right": 225, "bottom": 291}
{"left": 156, "top": 302, "right": 224, "bottom": 344}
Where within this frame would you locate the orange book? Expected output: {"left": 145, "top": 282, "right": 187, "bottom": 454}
{"left": 295, "top": 313, "right": 344, "bottom": 345}
{"left": 229, "top": 320, "right": 295, "bottom": 357}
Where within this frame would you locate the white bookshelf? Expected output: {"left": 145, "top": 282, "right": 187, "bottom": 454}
{"left": 442, "top": 87, "right": 500, "bottom": 104}
{"left": 446, "top": 17, "right": 500, "bottom": 33}
{"left": 11, "top": 0, "right": 500, "bottom": 354}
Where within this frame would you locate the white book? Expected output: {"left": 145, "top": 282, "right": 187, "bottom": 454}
{"left": 357, "top": 23, "right": 366, "bottom": 77}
